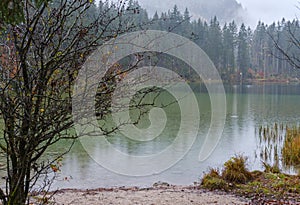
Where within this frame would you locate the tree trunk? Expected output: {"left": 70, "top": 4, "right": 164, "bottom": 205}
{"left": 7, "top": 172, "right": 27, "bottom": 205}
{"left": 5, "top": 145, "right": 30, "bottom": 205}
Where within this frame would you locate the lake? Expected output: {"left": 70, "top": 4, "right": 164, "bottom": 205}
{"left": 53, "top": 83, "right": 300, "bottom": 190}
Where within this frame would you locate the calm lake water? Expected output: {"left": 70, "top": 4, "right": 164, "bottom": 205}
{"left": 52, "top": 83, "right": 300, "bottom": 189}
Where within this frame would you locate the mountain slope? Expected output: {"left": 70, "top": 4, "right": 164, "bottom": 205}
{"left": 138, "top": 0, "right": 246, "bottom": 23}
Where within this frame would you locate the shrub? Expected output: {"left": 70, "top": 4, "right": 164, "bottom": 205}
{"left": 221, "top": 155, "right": 252, "bottom": 184}
{"left": 201, "top": 169, "right": 228, "bottom": 190}
{"left": 202, "top": 176, "right": 228, "bottom": 191}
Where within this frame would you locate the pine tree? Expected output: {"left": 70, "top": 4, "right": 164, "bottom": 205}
{"left": 182, "top": 8, "right": 192, "bottom": 38}
{"left": 237, "top": 23, "right": 250, "bottom": 78}
{"left": 168, "top": 5, "right": 183, "bottom": 33}
{"left": 151, "top": 11, "right": 161, "bottom": 30}
{"left": 207, "top": 16, "right": 223, "bottom": 71}
{"left": 222, "top": 21, "right": 237, "bottom": 78}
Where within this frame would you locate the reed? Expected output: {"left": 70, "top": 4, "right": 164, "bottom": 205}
{"left": 282, "top": 126, "right": 300, "bottom": 167}
{"left": 257, "top": 123, "right": 300, "bottom": 172}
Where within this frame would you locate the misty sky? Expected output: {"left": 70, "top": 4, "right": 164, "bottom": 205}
{"left": 136, "top": 0, "right": 299, "bottom": 27}
{"left": 236, "top": 0, "right": 299, "bottom": 26}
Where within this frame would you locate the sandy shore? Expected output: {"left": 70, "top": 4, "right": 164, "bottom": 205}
{"left": 40, "top": 185, "right": 249, "bottom": 205}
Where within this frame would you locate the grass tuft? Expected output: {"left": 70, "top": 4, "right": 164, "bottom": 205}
{"left": 282, "top": 126, "right": 300, "bottom": 167}
{"left": 262, "top": 161, "right": 281, "bottom": 174}
{"left": 201, "top": 168, "right": 229, "bottom": 190}
{"left": 221, "top": 155, "right": 253, "bottom": 184}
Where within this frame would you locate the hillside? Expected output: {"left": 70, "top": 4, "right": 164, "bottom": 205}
{"left": 138, "top": 0, "right": 246, "bottom": 23}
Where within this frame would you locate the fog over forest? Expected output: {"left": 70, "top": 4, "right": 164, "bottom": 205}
{"left": 137, "top": 0, "right": 298, "bottom": 27}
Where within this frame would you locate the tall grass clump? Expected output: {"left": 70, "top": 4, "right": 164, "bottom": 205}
{"left": 201, "top": 168, "right": 229, "bottom": 190}
{"left": 201, "top": 155, "right": 253, "bottom": 191}
{"left": 282, "top": 126, "right": 300, "bottom": 167}
{"left": 221, "top": 155, "right": 253, "bottom": 184}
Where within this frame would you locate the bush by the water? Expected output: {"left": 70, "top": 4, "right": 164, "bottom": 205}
{"left": 201, "top": 168, "right": 229, "bottom": 190}
{"left": 201, "top": 155, "right": 252, "bottom": 190}
{"left": 222, "top": 155, "right": 253, "bottom": 184}
{"left": 201, "top": 155, "right": 300, "bottom": 203}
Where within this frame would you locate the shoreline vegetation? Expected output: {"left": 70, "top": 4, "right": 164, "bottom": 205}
{"left": 200, "top": 78, "right": 299, "bottom": 84}
{"left": 201, "top": 155, "right": 300, "bottom": 204}
{"left": 184, "top": 76, "right": 300, "bottom": 85}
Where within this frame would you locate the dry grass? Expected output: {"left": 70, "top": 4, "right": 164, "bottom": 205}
{"left": 282, "top": 126, "right": 300, "bottom": 167}
{"left": 262, "top": 161, "right": 281, "bottom": 174}
{"left": 201, "top": 155, "right": 300, "bottom": 203}
{"left": 222, "top": 155, "right": 253, "bottom": 184}
{"left": 201, "top": 168, "right": 229, "bottom": 190}
{"left": 201, "top": 155, "right": 252, "bottom": 191}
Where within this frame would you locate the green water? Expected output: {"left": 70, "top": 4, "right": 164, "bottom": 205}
{"left": 4, "top": 84, "right": 300, "bottom": 189}
{"left": 48, "top": 83, "right": 300, "bottom": 189}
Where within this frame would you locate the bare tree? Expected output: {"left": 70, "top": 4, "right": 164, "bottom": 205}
{"left": 0, "top": 0, "right": 157, "bottom": 204}
{"left": 269, "top": 5, "right": 300, "bottom": 69}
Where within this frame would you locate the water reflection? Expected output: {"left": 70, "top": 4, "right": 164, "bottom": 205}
{"left": 52, "top": 84, "right": 300, "bottom": 189}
